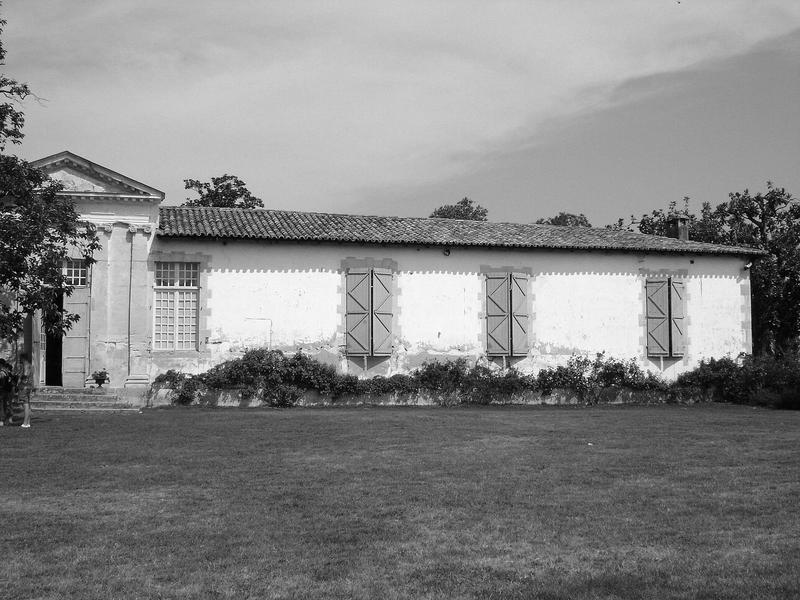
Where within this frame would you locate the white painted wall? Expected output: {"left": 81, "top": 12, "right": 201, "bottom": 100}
{"left": 149, "top": 239, "right": 751, "bottom": 381}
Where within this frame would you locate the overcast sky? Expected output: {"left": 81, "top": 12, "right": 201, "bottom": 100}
{"left": 4, "top": 1, "right": 799, "bottom": 225}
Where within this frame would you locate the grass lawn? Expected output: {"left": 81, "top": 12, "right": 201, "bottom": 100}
{"left": 1, "top": 405, "right": 798, "bottom": 599}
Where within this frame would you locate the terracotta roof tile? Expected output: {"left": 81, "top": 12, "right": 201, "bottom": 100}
{"left": 157, "top": 206, "right": 764, "bottom": 257}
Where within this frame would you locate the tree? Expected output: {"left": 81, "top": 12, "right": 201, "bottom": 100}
{"left": 430, "top": 197, "right": 488, "bottom": 221}
{"left": 1, "top": 13, "right": 99, "bottom": 341}
{"left": 610, "top": 186, "right": 800, "bottom": 354}
{"left": 0, "top": 159, "right": 100, "bottom": 339}
{"left": 1, "top": 10, "right": 100, "bottom": 422}
{"left": 0, "top": 10, "right": 29, "bottom": 150}
{"left": 182, "top": 175, "right": 263, "bottom": 209}
{"left": 535, "top": 212, "right": 592, "bottom": 227}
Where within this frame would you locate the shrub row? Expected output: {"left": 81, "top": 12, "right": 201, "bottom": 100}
{"left": 152, "top": 349, "right": 665, "bottom": 407}
{"left": 151, "top": 348, "right": 800, "bottom": 409}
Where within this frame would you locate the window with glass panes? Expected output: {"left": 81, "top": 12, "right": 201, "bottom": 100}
{"left": 153, "top": 262, "right": 199, "bottom": 350}
{"left": 63, "top": 258, "right": 88, "bottom": 286}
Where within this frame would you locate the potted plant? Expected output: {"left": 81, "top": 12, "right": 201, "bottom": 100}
{"left": 91, "top": 369, "right": 109, "bottom": 388}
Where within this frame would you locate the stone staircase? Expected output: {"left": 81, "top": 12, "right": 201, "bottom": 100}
{"left": 30, "top": 387, "right": 142, "bottom": 414}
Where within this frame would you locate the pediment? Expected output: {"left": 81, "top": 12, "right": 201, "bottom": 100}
{"left": 31, "top": 151, "right": 164, "bottom": 200}
{"left": 47, "top": 166, "right": 131, "bottom": 194}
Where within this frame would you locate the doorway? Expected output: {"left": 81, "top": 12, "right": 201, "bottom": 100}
{"left": 44, "top": 294, "right": 63, "bottom": 386}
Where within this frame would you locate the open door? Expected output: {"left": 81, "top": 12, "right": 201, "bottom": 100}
{"left": 42, "top": 260, "right": 91, "bottom": 388}
{"left": 62, "top": 286, "right": 90, "bottom": 387}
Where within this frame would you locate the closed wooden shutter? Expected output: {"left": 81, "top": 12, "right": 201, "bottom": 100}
{"left": 345, "top": 269, "right": 371, "bottom": 355}
{"left": 486, "top": 273, "right": 510, "bottom": 356}
{"left": 646, "top": 279, "right": 670, "bottom": 356}
{"left": 371, "top": 268, "right": 393, "bottom": 356}
{"left": 510, "top": 273, "right": 529, "bottom": 356}
{"left": 670, "top": 279, "right": 686, "bottom": 357}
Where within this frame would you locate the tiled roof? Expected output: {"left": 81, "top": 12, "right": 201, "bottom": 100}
{"left": 157, "top": 206, "right": 764, "bottom": 256}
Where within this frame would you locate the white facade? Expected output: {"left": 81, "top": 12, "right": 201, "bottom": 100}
{"left": 150, "top": 238, "right": 751, "bottom": 381}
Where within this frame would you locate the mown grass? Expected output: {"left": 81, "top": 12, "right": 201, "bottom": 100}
{"left": 0, "top": 405, "right": 798, "bottom": 599}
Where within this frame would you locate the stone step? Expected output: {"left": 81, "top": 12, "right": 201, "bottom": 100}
{"left": 34, "top": 387, "right": 113, "bottom": 396}
{"left": 30, "top": 406, "right": 141, "bottom": 414}
{"left": 31, "top": 393, "right": 121, "bottom": 403}
{"left": 31, "top": 399, "right": 138, "bottom": 410}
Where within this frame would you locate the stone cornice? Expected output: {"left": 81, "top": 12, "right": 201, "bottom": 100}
{"left": 57, "top": 192, "right": 162, "bottom": 203}
{"left": 93, "top": 222, "right": 154, "bottom": 234}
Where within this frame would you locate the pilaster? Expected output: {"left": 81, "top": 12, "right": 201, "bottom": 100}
{"left": 125, "top": 224, "right": 154, "bottom": 388}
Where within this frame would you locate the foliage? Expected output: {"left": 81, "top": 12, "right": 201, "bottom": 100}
{"left": 91, "top": 369, "right": 108, "bottom": 383}
{"left": 610, "top": 186, "right": 800, "bottom": 354}
{"left": 161, "top": 350, "right": 800, "bottom": 409}
{"left": 201, "top": 348, "right": 340, "bottom": 398}
{"left": 536, "top": 353, "right": 665, "bottom": 398}
{"left": 535, "top": 212, "right": 592, "bottom": 227}
{"left": 536, "top": 356, "right": 592, "bottom": 397}
{"left": 0, "top": 16, "right": 100, "bottom": 341}
{"left": 369, "top": 374, "right": 419, "bottom": 395}
{"left": 0, "top": 356, "right": 12, "bottom": 384}
{"left": 152, "top": 370, "right": 206, "bottom": 406}
{"left": 0, "top": 153, "right": 100, "bottom": 341}
{"left": 677, "top": 354, "right": 800, "bottom": 410}
{"left": 414, "top": 358, "right": 471, "bottom": 395}
{"left": 412, "top": 359, "right": 535, "bottom": 404}
{"left": 153, "top": 350, "right": 800, "bottom": 410}
{"left": 429, "top": 197, "right": 488, "bottom": 221}
{"left": 91, "top": 369, "right": 108, "bottom": 380}
{"left": 152, "top": 369, "right": 186, "bottom": 388}
{"left": 460, "top": 364, "right": 537, "bottom": 405}
{"left": 153, "top": 352, "right": 542, "bottom": 406}
{"left": 0, "top": 12, "right": 30, "bottom": 152}
{"left": 182, "top": 174, "right": 263, "bottom": 209}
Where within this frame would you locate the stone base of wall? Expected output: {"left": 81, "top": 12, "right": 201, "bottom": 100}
{"left": 148, "top": 386, "right": 711, "bottom": 408}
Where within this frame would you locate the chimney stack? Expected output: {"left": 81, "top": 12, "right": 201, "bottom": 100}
{"left": 666, "top": 215, "right": 689, "bottom": 241}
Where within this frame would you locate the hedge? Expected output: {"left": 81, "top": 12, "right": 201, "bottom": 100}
{"left": 150, "top": 348, "right": 800, "bottom": 410}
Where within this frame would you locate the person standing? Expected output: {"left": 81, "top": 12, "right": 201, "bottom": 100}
{"left": 18, "top": 353, "right": 32, "bottom": 428}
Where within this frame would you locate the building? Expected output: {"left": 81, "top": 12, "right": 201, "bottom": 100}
{"left": 21, "top": 151, "right": 761, "bottom": 402}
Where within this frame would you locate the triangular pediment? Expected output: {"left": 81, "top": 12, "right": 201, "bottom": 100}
{"left": 31, "top": 151, "right": 164, "bottom": 200}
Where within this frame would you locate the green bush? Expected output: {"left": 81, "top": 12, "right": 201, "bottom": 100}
{"left": 415, "top": 358, "right": 469, "bottom": 395}
{"left": 590, "top": 353, "right": 667, "bottom": 391}
{"left": 150, "top": 348, "right": 798, "bottom": 410}
{"left": 536, "top": 354, "right": 666, "bottom": 399}
{"left": 536, "top": 355, "right": 592, "bottom": 397}
{"left": 263, "top": 384, "right": 303, "bottom": 408}
{"left": 152, "top": 370, "right": 205, "bottom": 405}
{"left": 677, "top": 354, "right": 800, "bottom": 409}
{"left": 152, "top": 369, "right": 185, "bottom": 388}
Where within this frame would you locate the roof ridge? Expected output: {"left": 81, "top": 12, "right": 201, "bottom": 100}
{"left": 160, "top": 205, "right": 622, "bottom": 231}
{"left": 156, "top": 205, "right": 764, "bottom": 256}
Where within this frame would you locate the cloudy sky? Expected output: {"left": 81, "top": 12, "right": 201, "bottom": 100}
{"left": 3, "top": 1, "right": 799, "bottom": 225}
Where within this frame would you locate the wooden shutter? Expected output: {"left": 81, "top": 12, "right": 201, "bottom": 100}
{"left": 371, "top": 268, "right": 393, "bottom": 356}
{"left": 345, "top": 269, "right": 371, "bottom": 355}
{"left": 670, "top": 279, "right": 686, "bottom": 357}
{"left": 510, "top": 273, "right": 529, "bottom": 356}
{"left": 486, "top": 273, "right": 510, "bottom": 356}
{"left": 646, "top": 279, "right": 669, "bottom": 356}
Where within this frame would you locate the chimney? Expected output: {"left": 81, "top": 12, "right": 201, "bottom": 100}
{"left": 666, "top": 215, "right": 689, "bottom": 241}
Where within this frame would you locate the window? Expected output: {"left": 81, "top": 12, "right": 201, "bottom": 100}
{"left": 485, "top": 272, "right": 528, "bottom": 356}
{"left": 645, "top": 278, "right": 685, "bottom": 357}
{"left": 154, "top": 262, "right": 199, "bottom": 350}
{"left": 63, "top": 258, "right": 88, "bottom": 286}
{"left": 345, "top": 268, "right": 393, "bottom": 356}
